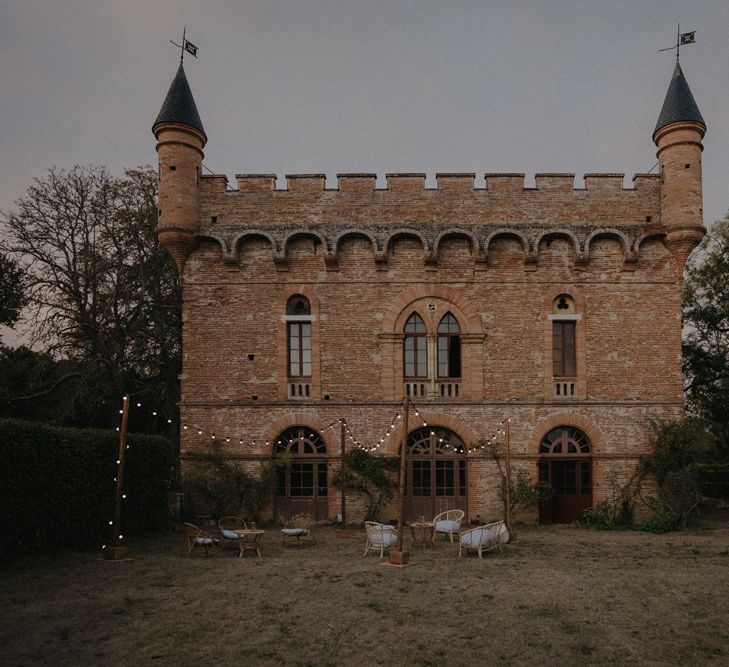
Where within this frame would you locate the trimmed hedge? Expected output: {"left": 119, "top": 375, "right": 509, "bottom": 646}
{"left": 0, "top": 418, "right": 174, "bottom": 552}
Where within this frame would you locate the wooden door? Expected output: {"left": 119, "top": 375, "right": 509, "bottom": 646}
{"left": 538, "top": 426, "right": 592, "bottom": 524}
{"left": 274, "top": 426, "right": 329, "bottom": 522}
{"left": 405, "top": 427, "right": 467, "bottom": 522}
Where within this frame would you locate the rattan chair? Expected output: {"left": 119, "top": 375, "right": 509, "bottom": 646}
{"left": 458, "top": 520, "right": 505, "bottom": 559}
{"left": 281, "top": 514, "right": 316, "bottom": 547}
{"left": 183, "top": 522, "right": 216, "bottom": 557}
{"left": 363, "top": 521, "right": 398, "bottom": 558}
{"left": 432, "top": 509, "right": 465, "bottom": 543}
{"left": 218, "top": 516, "right": 247, "bottom": 549}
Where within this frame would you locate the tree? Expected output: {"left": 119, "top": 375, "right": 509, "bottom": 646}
{"left": 0, "top": 252, "right": 25, "bottom": 342}
{"left": 0, "top": 166, "right": 180, "bottom": 433}
{"left": 638, "top": 417, "right": 717, "bottom": 530}
{"left": 683, "top": 214, "right": 729, "bottom": 458}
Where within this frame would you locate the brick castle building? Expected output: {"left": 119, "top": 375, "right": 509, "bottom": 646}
{"left": 153, "top": 58, "right": 705, "bottom": 524}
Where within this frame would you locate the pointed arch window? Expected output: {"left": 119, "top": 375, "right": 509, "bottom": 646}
{"left": 437, "top": 313, "right": 461, "bottom": 378}
{"left": 404, "top": 313, "right": 427, "bottom": 378}
{"left": 287, "top": 295, "right": 311, "bottom": 377}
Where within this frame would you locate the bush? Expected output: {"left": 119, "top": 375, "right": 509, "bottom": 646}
{"left": 639, "top": 417, "right": 717, "bottom": 528}
{"left": 638, "top": 507, "right": 681, "bottom": 534}
{"left": 581, "top": 472, "right": 634, "bottom": 530}
{"left": 0, "top": 418, "right": 174, "bottom": 553}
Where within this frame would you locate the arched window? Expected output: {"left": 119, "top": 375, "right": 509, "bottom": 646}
{"left": 287, "top": 294, "right": 310, "bottom": 316}
{"left": 437, "top": 313, "right": 461, "bottom": 378}
{"left": 286, "top": 295, "right": 311, "bottom": 378}
{"left": 274, "top": 426, "right": 328, "bottom": 521}
{"left": 552, "top": 294, "right": 576, "bottom": 377}
{"left": 404, "top": 313, "right": 427, "bottom": 378}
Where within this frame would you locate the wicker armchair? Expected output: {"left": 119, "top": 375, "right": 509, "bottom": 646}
{"left": 363, "top": 521, "right": 399, "bottom": 558}
{"left": 281, "top": 514, "right": 316, "bottom": 547}
{"left": 183, "top": 522, "right": 216, "bottom": 557}
{"left": 432, "top": 509, "right": 465, "bottom": 543}
{"left": 458, "top": 520, "right": 504, "bottom": 559}
{"left": 218, "top": 516, "right": 247, "bottom": 549}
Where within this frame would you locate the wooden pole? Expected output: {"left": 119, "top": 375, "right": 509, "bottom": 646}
{"left": 390, "top": 396, "right": 410, "bottom": 564}
{"left": 340, "top": 418, "right": 346, "bottom": 526}
{"left": 104, "top": 395, "right": 130, "bottom": 560}
{"left": 504, "top": 417, "right": 512, "bottom": 536}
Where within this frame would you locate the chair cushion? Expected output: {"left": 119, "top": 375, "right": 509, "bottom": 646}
{"left": 435, "top": 520, "right": 460, "bottom": 533}
{"left": 372, "top": 532, "right": 398, "bottom": 547}
{"left": 281, "top": 528, "right": 308, "bottom": 536}
{"left": 221, "top": 529, "right": 241, "bottom": 540}
{"left": 460, "top": 529, "right": 496, "bottom": 549}
{"left": 195, "top": 537, "right": 214, "bottom": 546}
{"left": 498, "top": 524, "right": 509, "bottom": 544}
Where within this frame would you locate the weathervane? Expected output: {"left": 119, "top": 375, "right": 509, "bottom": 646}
{"left": 170, "top": 27, "right": 198, "bottom": 64}
{"left": 659, "top": 24, "right": 696, "bottom": 62}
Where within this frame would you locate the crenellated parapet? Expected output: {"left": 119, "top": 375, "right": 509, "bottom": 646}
{"left": 194, "top": 171, "right": 661, "bottom": 270}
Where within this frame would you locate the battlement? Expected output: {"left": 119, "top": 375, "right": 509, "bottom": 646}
{"left": 202, "top": 172, "right": 659, "bottom": 195}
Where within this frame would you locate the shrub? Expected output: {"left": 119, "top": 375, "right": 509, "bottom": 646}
{"left": 638, "top": 507, "right": 681, "bottom": 534}
{"left": 638, "top": 417, "right": 717, "bottom": 528}
{"left": 0, "top": 418, "right": 174, "bottom": 553}
{"left": 581, "top": 472, "right": 634, "bottom": 530}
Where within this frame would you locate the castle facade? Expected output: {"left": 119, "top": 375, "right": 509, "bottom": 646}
{"left": 153, "top": 60, "right": 705, "bottom": 524}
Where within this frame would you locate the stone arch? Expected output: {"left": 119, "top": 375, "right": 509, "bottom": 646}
{"left": 282, "top": 230, "right": 328, "bottom": 256}
{"left": 382, "top": 285, "right": 483, "bottom": 335}
{"left": 408, "top": 412, "right": 478, "bottom": 451}
{"left": 584, "top": 228, "right": 630, "bottom": 257}
{"left": 264, "top": 412, "right": 337, "bottom": 453}
{"left": 484, "top": 228, "right": 530, "bottom": 256}
{"left": 533, "top": 229, "right": 581, "bottom": 257}
{"left": 527, "top": 412, "right": 605, "bottom": 457}
{"left": 384, "top": 229, "right": 430, "bottom": 256}
{"left": 634, "top": 231, "right": 667, "bottom": 253}
{"left": 230, "top": 230, "right": 278, "bottom": 261}
{"left": 333, "top": 229, "right": 380, "bottom": 257}
{"left": 433, "top": 229, "right": 479, "bottom": 257}
{"left": 196, "top": 233, "right": 229, "bottom": 259}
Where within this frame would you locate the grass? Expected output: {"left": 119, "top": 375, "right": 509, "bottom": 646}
{"left": 1, "top": 515, "right": 729, "bottom": 666}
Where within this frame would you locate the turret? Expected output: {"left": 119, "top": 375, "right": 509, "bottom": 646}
{"left": 152, "top": 63, "right": 207, "bottom": 274}
{"left": 652, "top": 62, "right": 706, "bottom": 278}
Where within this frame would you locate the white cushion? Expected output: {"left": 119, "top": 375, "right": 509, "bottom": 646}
{"left": 195, "top": 537, "right": 214, "bottom": 546}
{"left": 460, "top": 529, "right": 496, "bottom": 549}
{"left": 222, "top": 529, "right": 241, "bottom": 540}
{"left": 372, "top": 531, "right": 398, "bottom": 547}
{"left": 281, "top": 528, "right": 308, "bottom": 536}
{"left": 435, "top": 520, "right": 460, "bottom": 533}
{"left": 498, "top": 524, "right": 509, "bottom": 544}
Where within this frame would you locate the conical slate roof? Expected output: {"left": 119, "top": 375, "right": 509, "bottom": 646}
{"left": 153, "top": 63, "right": 206, "bottom": 140}
{"left": 653, "top": 62, "right": 705, "bottom": 138}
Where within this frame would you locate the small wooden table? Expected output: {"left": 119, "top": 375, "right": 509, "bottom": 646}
{"left": 234, "top": 529, "right": 265, "bottom": 558}
{"left": 409, "top": 521, "right": 435, "bottom": 548}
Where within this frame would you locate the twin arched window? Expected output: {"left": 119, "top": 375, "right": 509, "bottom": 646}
{"left": 404, "top": 312, "right": 461, "bottom": 379}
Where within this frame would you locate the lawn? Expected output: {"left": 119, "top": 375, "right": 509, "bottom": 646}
{"left": 2, "top": 516, "right": 728, "bottom": 666}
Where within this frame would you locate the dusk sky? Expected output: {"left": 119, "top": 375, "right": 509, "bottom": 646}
{"left": 2, "top": 1, "right": 727, "bottom": 278}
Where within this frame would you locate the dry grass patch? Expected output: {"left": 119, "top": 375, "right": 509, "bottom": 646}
{"left": 2, "top": 516, "right": 729, "bottom": 666}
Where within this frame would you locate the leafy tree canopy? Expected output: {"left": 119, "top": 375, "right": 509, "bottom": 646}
{"left": 0, "top": 252, "right": 25, "bottom": 340}
{"left": 683, "top": 213, "right": 729, "bottom": 458}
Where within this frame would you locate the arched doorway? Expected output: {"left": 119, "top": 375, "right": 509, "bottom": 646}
{"left": 274, "top": 426, "right": 328, "bottom": 522}
{"left": 538, "top": 426, "right": 592, "bottom": 524}
{"left": 405, "top": 426, "right": 467, "bottom": 521}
